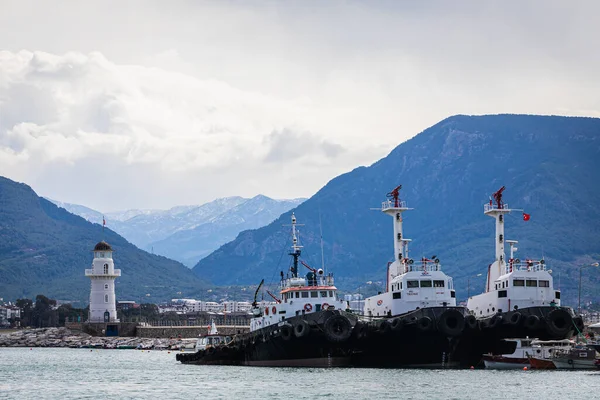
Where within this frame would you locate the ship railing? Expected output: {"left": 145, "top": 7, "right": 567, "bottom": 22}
{"left": 381, "top": 200, "right": 407, "bottom": 209}
{"left": 403, "top": 263, "right": 441, "bottom": 273}
{"left": 484, "top": 203, "right": 509, "bottom": 212}
{"left": 508, "top": 262, "right": 546, "bottom": 273}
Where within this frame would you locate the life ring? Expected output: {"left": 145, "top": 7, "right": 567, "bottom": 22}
{"left": 264, "top": 307, "right": 269, "bottom": 316}
{"left": 304, "top": 303, "right": 313, "bottom": 312}
{"left": 377, "top": 300, "right": 383, "bottom": 306}
{"left": 322, "top": 303, "right": 330, "bottom": 310}
{"left": 272, "top": 306, "right": 277, "bottom": 315}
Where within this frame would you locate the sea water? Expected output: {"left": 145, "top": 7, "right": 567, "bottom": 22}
{"left": 0, "top": 348, "right": 599, "bottom": 400}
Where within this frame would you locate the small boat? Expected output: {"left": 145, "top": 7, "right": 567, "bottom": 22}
{"left": 485, "top": 338, "right": 573, "bottom": 369}
{"left": 550, "top": 345, "right": 599, "bottom": 369}
{"left": 483, "top": 338, "right": 535, "bottom": 369}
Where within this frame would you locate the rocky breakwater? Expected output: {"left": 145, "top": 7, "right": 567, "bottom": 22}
{"left": 0, "top": 327, "right": 195, "bottom": 350}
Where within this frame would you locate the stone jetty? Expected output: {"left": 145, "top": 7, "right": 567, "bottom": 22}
{"left": 0, "top": 327, "right": 195, "bottom": 350}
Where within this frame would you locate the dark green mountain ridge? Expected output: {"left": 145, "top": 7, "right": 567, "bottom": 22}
{"left": 0, "top": 177, "right": 209, "bottom": 303}
{"left": 193, "top": 114, "right": 600, "bottom": 305}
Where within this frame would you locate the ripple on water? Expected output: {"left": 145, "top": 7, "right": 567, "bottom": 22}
{"left": 1, "top": 348, "right": 600, "bottom": 400}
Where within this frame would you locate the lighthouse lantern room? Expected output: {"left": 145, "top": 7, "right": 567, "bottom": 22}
{"left": 85, "top": 241, "right": 121, "bottom": 323}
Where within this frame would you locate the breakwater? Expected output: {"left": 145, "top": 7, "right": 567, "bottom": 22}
{"left": 136, "top": 325, "right": 249, "bottom": 338}
{"left": 0, "top": 327, "right": 194, "bottom": 349}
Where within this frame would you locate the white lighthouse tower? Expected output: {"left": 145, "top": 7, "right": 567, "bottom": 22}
{"left": 85, "top": 241, "right": 121, "bottom": 323}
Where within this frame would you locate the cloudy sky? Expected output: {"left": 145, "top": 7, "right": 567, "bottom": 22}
{"left": 1, "top": 1, "right": 598, "bottom": 212}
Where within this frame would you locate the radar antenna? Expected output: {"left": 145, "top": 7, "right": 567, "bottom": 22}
{"left": 386, "top": 185, "right": 402, "bottom": 207}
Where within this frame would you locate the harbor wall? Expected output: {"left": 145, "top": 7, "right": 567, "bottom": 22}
{"left": 136, "top": 325, "right": 249, "bottom": 338}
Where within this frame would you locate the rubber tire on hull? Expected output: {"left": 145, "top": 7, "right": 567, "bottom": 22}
{"left": 486, "top": 315, "right": 503, "bottom": 329}
{"left": 524, "top": 314, "right": 541, "bottom": 330}
{"left": 546, "top": 308, "right": 572, "bottom": 337}
{"left": 437, "top": 309, "right": 465, "bottom": 337}
{"left": 509, "top": 312, "right": 523, "bottom": 326}
{"left": 378, "top": 319, "right": 392, "bottom": 335}
{"left": 391, "top": 318, "right": 404, "bottom": 332}
{"left": 281, "top": 323, "right": 293, "bottom": 341}
{"left": 417, "top": 316, "right": 434, "bottom": 332}
{"left": 324, "top": 314, "right": 352, "bottom": 342}
{"left": 353, "top": 321, "right": 369, "bottom": 340}
{"left": 294, "top": 320, "right": 310, "bottom": 338}
{"left": 465, "top": 314, "right": 478, "bottom": 330}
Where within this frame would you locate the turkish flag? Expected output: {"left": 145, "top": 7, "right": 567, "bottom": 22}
{"left": 523, "top": 213, "right": 531, "bottom": 221}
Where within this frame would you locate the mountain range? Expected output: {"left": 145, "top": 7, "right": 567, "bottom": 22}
{"left": 0, "top": 176, "right": 209, "bottom": 304}
{"left": 192, "top": 114, "right": 600, "bottom": 305}
{"left": 49, "top": 196, "right": 304, "bottom": 266}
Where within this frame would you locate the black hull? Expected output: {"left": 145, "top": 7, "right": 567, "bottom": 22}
{"left": 352, "top": 306, "right": 477, "bottom": 368}
{"left": 177, "top": 310, "right": 358, "bottom": 367}
{"left": 456, "top": 306, "right": 581, "bottom": 367}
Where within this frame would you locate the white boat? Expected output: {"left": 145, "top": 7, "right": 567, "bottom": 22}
{"left": 483, "top": 338, "right": 573, "bottom": 369}
{"left": 466, "top": 186, "right": 581, "bottom": 339}
{"left": 195, "top": 320, "right": 232, "bottom": 352}
{"left": 353, "top": 185, "right": 476, "bottom": 368}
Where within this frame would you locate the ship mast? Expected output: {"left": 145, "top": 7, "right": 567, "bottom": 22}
{"left": 484, "top": 186, "right": 512, "bottom": 292}
{"left": 289, "top": 213, "right": 302, "bottom": 278}
{"left": 380, "top": 185, "right": 413, "bottom": 291}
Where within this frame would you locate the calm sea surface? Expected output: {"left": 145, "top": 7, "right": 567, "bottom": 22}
{"left": 1, "top": 348, "right": 599, "bottom": 400}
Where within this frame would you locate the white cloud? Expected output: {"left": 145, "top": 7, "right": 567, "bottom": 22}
{"left": 0, "top": 50, "right": 381, "bottom": 209}
{"left": 0, "top": 1, "right": 599, "bottom": 210}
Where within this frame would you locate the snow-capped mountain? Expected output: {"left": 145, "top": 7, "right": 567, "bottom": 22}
{"left": 48, "top": 195, "right": 305, "bottom": 267}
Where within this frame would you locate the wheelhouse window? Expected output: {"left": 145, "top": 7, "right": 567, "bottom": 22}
{"left": 420, "top": 280, "right": 432, "bottom": 288}
{"left": 498, "top": 290, "right": 507, "bottom": 298}
{"left": 301, "top": 292, "right": 309, "bottom": 298}
{"left": 539, "top": 280, "right": 550, "bottom": 287}
{"left": 104, "top": 284, "right": 109, "bottom": 290}
{"left": 526, "top": 280, "right": 538, "bottom": 287}
{"left": 407, "top": 280, "right": 419, "bottom": 288}
{"left": 433, "top": 280, "right": 444, "bottom": 288}
{"left": 310, "top": 291, "right": 318, "bottom": 298}
{"left": 393, "top": 292, "right": 401, "bottom": 299}
{"left": 320, "top": 291, "right": 328, "bottom": 297}
{"left": 329, "top": 291, "right": 333, "bottom": 297}
{"left": 513, "top": 279, "right": 525, "bottom": 287}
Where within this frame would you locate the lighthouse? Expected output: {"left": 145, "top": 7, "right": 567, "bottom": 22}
{"left": 85, "top": 241, "right": 121, "bottom": 323}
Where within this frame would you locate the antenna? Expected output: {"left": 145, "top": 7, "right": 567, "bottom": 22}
{"left": 319, "top": 207, "right": 325, "bottom": 274}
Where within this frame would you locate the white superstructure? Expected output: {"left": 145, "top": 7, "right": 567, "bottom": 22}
{"left": 467, "top": 187, "right": 560, "bottom": 318}
{"left": 85, "top": 241, "right": 121, "bottom": 323}
{"left": 249, "top": 213, "right": 347, "bottom": 332}
{"left": 364, "top": 186, "right": 456, "bottom": 318}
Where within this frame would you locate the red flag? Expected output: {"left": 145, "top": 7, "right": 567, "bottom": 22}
{"left": 523, "top": 213, "right": 530, "bottom": 221}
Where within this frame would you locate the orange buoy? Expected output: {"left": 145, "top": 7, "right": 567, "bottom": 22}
{"left": 523, "top": 367, "right": 528, "bottom": 371}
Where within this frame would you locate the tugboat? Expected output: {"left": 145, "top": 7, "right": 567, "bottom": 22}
{"left": 466, "top": 186, "right": 582, "bottom": 338}
{"left": 352, "top": 186, "right": 478, "bottom": 368}
{"left": 462, "top": 186, "right": 582, "bottom": 366}
{"left": 177, "top": 213, "right": 359, "bottom": 367}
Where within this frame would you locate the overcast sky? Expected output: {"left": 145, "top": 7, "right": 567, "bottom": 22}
{"left": 1, "top": 1, "right": 598, "bottom": 212}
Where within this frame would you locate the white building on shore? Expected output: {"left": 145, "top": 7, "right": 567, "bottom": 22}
{"left": 85, "top": 241, "right": 121, "bottom": 323}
